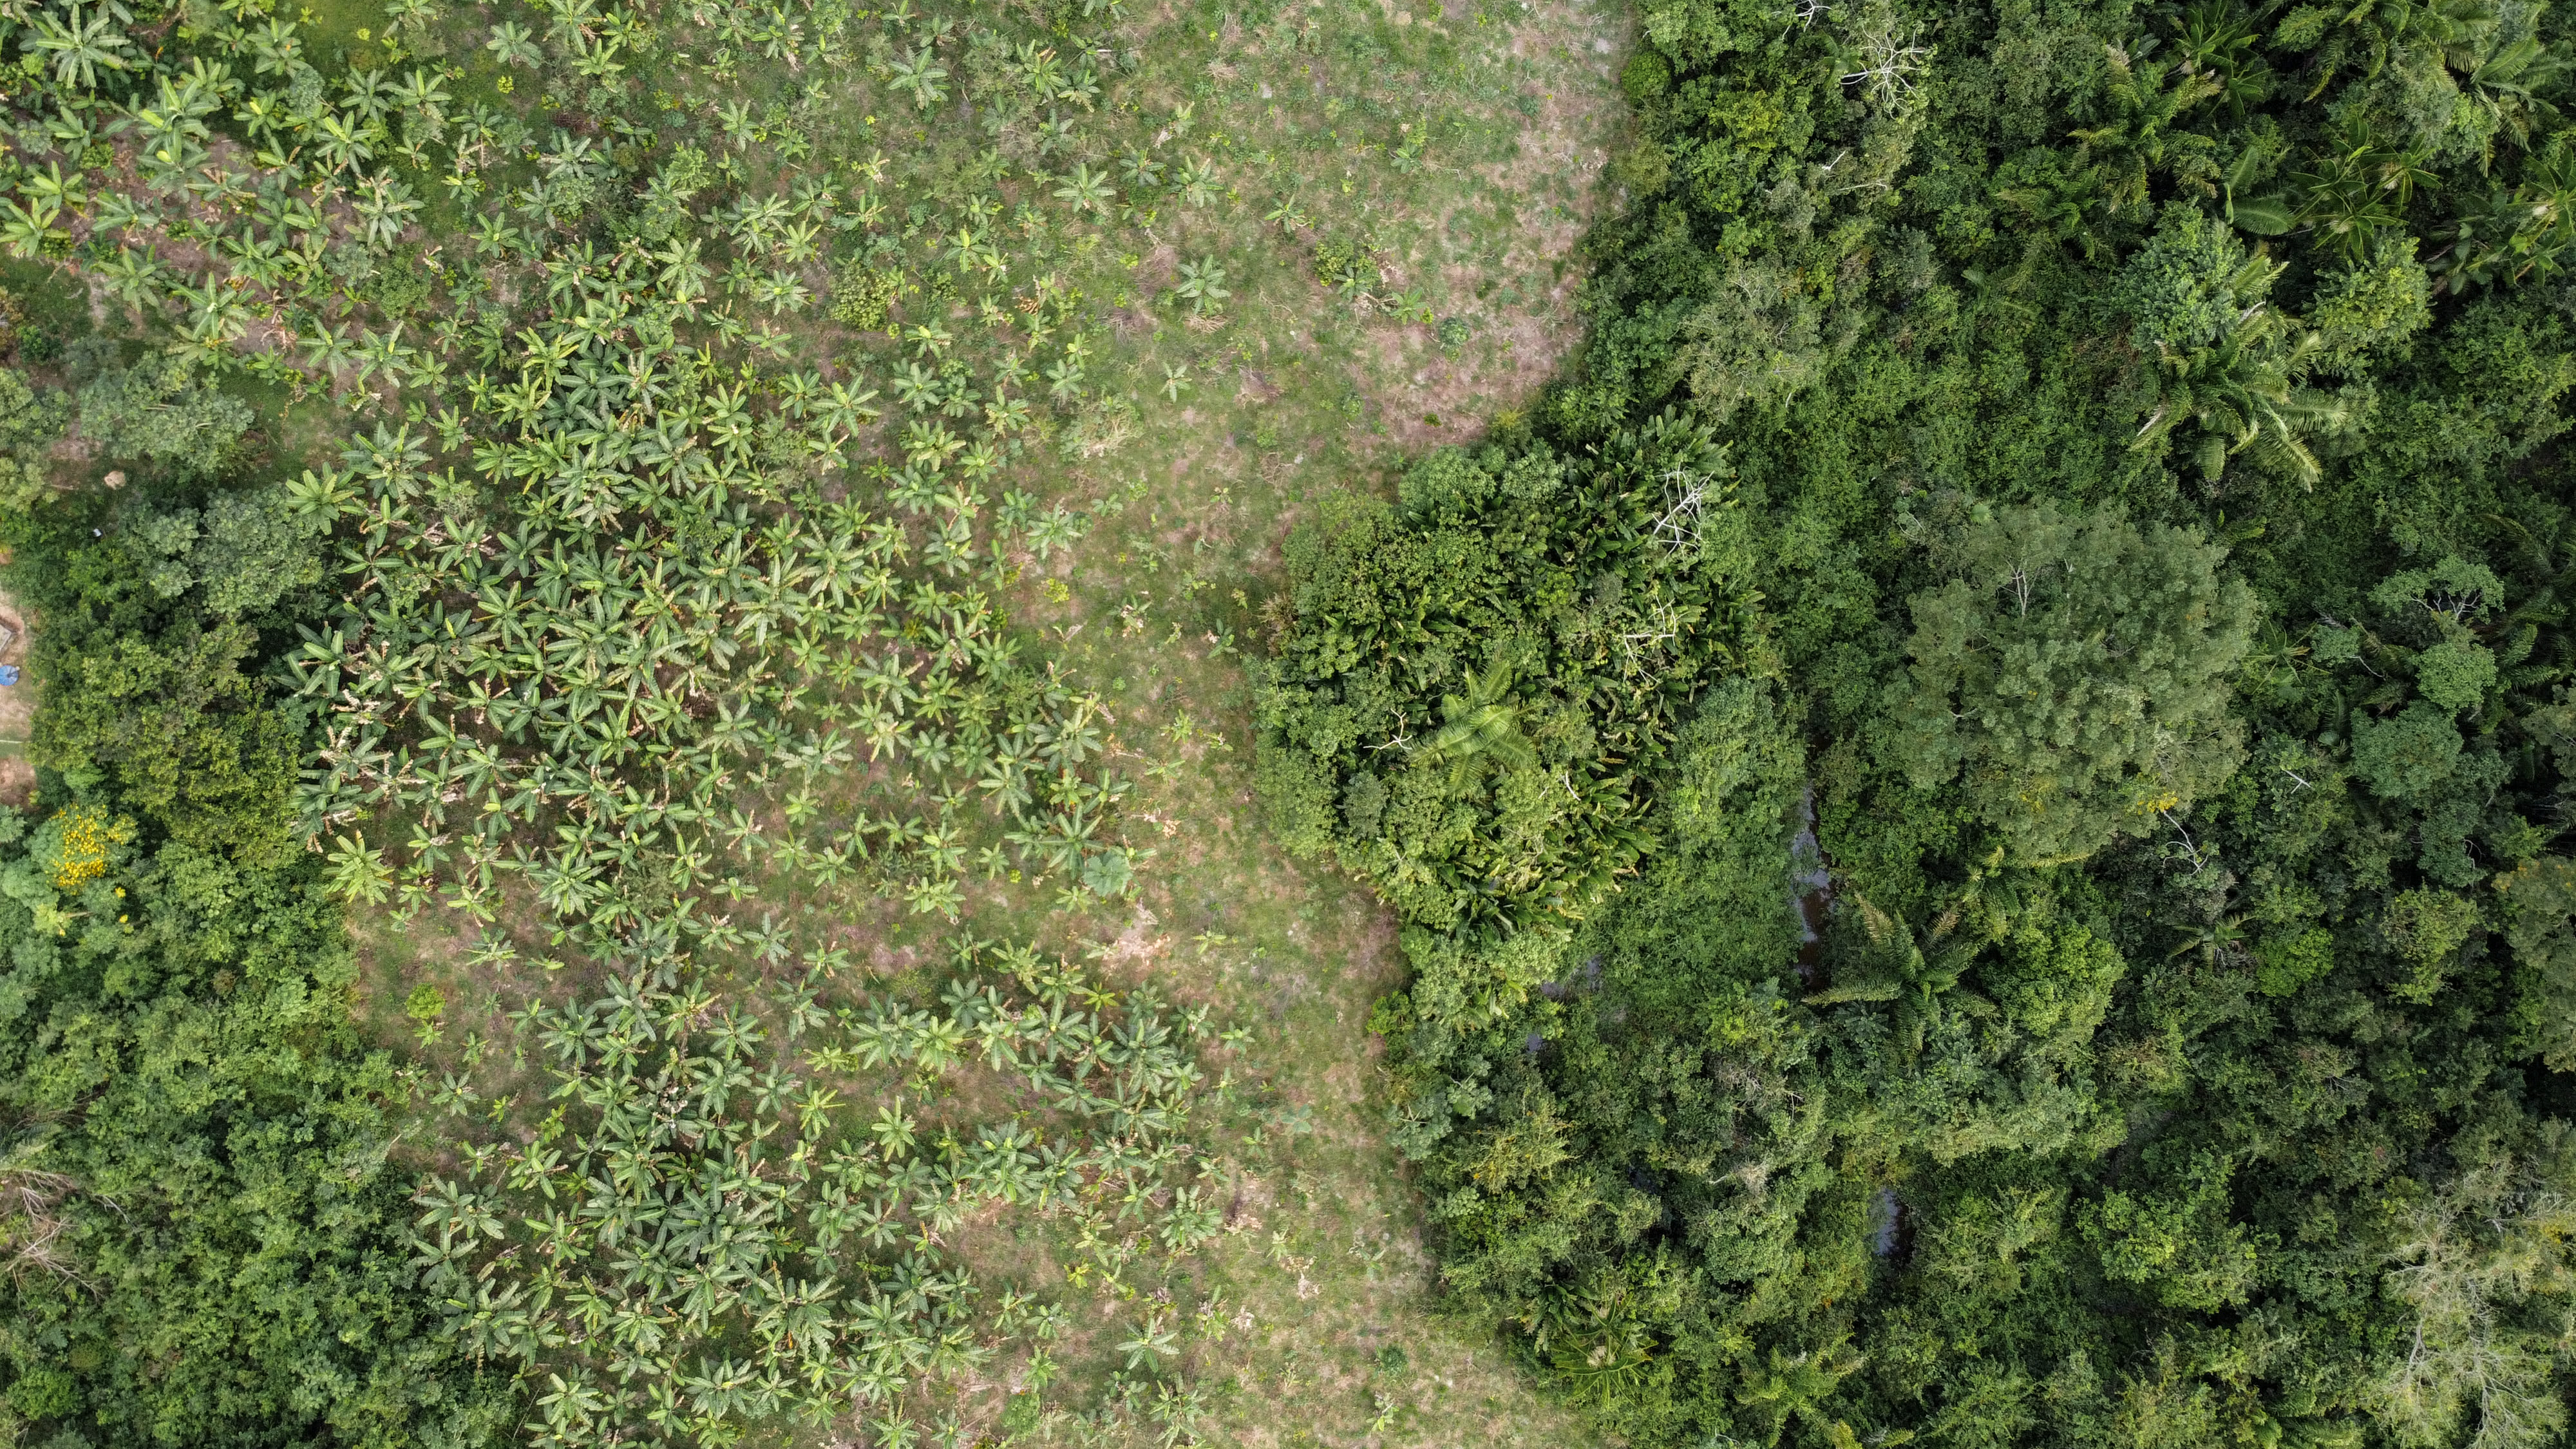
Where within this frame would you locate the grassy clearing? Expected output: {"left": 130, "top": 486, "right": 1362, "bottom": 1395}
{"left": 949, "top": 4, "right": 1629, "bottom": 1423}
{"left": 307, "top": 0, "right": 1638, "bottom": 1441}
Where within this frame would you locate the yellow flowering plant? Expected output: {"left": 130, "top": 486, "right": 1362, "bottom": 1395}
{"left": 32, "top": 803, "right": 132, "bottom": 895}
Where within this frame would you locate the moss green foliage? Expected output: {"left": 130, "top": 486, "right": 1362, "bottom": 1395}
{"left": 1258, "top": 0, "right": 2576, "bottom": 1439}
{"left": 826, "top": 256, "right": 902, "bottom": 329}
{"left": 133, "top": 486, "right": 328, "bottom": 617}
{"left": 1884, "top": 500, "right": 2257, "bottom": 865}
{"left": 1257, "top": 413, "right": 1757, "bottom": 1023}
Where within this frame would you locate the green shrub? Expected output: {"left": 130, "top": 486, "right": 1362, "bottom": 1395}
{"left": 828, "top": 256, "right": 904, "bottom": 328}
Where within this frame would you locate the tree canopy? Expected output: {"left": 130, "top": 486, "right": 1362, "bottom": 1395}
{"left": 1884, "top": 500, "right": 2257, "bottom": 865}
{"left": 1256, "top": 0, "right": 2576, "bottom": 1438}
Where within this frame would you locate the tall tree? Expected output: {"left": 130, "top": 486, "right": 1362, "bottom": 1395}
{"left": 1883, "top": 502, "right": 2257, "bottom": 864}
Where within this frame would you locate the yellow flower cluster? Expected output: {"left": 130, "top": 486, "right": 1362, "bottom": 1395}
{"left": 44, "top": 804, "right": 118, "bottom": 893}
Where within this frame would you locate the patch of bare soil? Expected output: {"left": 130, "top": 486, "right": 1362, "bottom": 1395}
{"left": 1364, "top": 1, "right": 1634, "bottom": 453}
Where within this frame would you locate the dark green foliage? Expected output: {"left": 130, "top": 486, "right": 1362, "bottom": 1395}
{"left": 0, "top": 495, "right": 500, "bottom": 1447}
{"left": 1258, "top": 0, "right": 2576, "bottom": 1438}
{"left": 1311, "top": 236, "right": 1383, "bottom": 296}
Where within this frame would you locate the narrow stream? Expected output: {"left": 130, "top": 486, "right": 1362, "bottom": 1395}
{"left": 1794, "top": 790, "right": 1915, "bottom": 1269}
{"left": 1870, "top": 1186, "right": 1913, "bottom": 1263}
{"left": 1790, "top": 784, "right": 1832, "bottom": 987}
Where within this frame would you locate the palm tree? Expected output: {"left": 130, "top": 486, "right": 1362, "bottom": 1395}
{"left": 2132, "top": 309, "right": 2348, "bottom": 487}
{"left": 2285, "top": 117, "right": 2435, "bottom": 261}
{"left": 2168, "top": 0, "right": 2273, "bottom": 115}
{"left": 2068, "top": 45, "right": 2222, "bottom": 214}
{"left": 2431, "top": 142, "right": 2576, "bottom": 292}
{"left": 1419, "top": 659, "right": 1539, "bottom": 770}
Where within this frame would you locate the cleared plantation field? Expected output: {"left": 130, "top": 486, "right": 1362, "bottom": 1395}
{"left": 277, "top": 0, "right": 1638, "bottom": 1443}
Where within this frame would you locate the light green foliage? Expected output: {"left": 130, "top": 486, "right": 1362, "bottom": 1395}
{"left": 1312, "top": 236, "right": 1382, "bottom": 297}
{"left": 2253, "top": 925, "right": 2334, "bottom": 997}
{"left": 1885, "top": 502, "right": 2256, "bottom": 864}
{"left": 2412, "top": 632, "right": 2498, "bottom": 710}
{"left": 2380, "top": 886, "right": 2481, "bottom": 1001}
{"left": 72, "top": 350, "right": 253, "bottom": 477}
{"left": 2114, "top": 204, "right": 2262, "bottom": 350}
{"left": 432, "top": 943, "right": 1214, "bottom": 1446}
{"left": 2369, "top": 554, "right": 2506, "bottom": 621}
{"left": 641, "top": 141, "right": 713, "bottom": 236}
{"left": 2309, "top": 237, "right": 2434, "bottom": 372}
{"left": 1258, "top": 416, "right": 1754, "bottom": 1025}
{"left": 2081, "top": 1153, "right": 2259, "bottom": 1312}
{"left": 1681, "top": 262, "right": 1829, "bottom": 421}
{"left": 404, "top": 981, "right": 446, "bottom": 1025}
{"left": 1983, "top": 914, "right": 2123, "bottom": 1038}
{"left": 2369, "top": 554, "right": 2506, "bottom": 711}
{"left": 17, "top": 513, "right": 300, "bottom": 864}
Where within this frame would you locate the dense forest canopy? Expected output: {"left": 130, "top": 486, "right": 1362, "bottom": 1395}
{"left": 1255, "top": 0, "right": 2576, "bottom": 1441}
{"left": 3, "top": 0, "right": 2576, "bottom": 1434}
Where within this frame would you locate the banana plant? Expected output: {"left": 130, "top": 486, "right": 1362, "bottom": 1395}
{"left": 2431, "top": 140, "right": 2576, "bottom": 290}
{"left": 1805, "top": 895, "right": 1980, "bottom": 1053}
{"left": 422, "top": 937, "right": 1225, "bottom": 1439}
{"left": 1418, "top": 658, "right": 1540, "bottom": 770}
{"left": 24, "top": 1, "right": 135, "bottom": 89}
